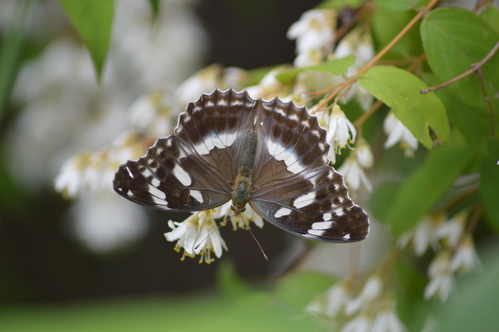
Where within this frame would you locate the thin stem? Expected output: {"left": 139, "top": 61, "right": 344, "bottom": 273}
{"left": 353, "top": 99, "right": 383, "bottom": 128}
{"left": 475, "top": 68, "right": 495, "bottom": 140}
{"left": 355, "top": 0, "right": 440, "bottom": 78}
{"left": 420, "top": 41, "right": 499, "bottom": 94}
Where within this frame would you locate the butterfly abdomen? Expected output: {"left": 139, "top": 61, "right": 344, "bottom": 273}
{"left": 231, "top": 129, "right": 258, "bottom": 212}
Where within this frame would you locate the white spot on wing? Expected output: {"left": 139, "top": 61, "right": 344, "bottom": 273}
{"left": 293, "top": 192, "right": 315, "bottom": 209}
{"left": 189, "top": 190, "right": 203, "bottom": 203}
{"left": 311, "top": 221, "right": 333, "bottom": 230}
{"left": 219, "top": 131, "right": 237, "bottom": 147}
{"left": 274, "top": 208, "right": 292, "bottom": 218}
{"left": 343, "top": 233, "right": 351, "bottom": 240}
{"left": 150, "top": 177, "right": 161, "bottom": 188}
{"left": 126, "top": 167, "right": 134, "bottom": 178}
{"left": 172, "top": 164, "right": 192, "bottom": 186}
{"left": 148, "top": 184, "right": 166, "bottom": 200}
{"left": 267, "top": 139, "right": 306, "bottom": 174}
{"left": 307, "top": 229, "right": 325, "bottom": 237}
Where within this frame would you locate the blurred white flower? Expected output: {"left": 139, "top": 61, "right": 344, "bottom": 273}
{"left": 371, "top": 306, "right": 408, "bottom": 332}
{"left": 338, "top": 154, "right": 372, "bottom": 192}
{"left": 305, "top": 281, "right": 349, "bottom": 318}
{"left": 384, "top": 111, "right": 418, "bottom": 157}
{"left": 245, "top": 67, "right": 292, "bottom": 101}
{"left": 355, "top": 138, "right": 374, "bottom": 169}
{"left": 287, "top": 9, "right": 337, "bottom": 67}
{"left": 128, "top": 89, "right": 181, "bottom": 137}
{"left": 342, "top": 314, "right": 372, "bottom": 332}
{"left": 8, "top": 0, "right": 208, "bottom": 253}
{"left": 326, "top": 105, "right": 357, "bottom": 163}
{"left": 436, "top": 211, "right": 466, "bottom": 248}
{"left": 69, "top": 192, "right": 149, "bottom": 253}
{"left": 345, "top": 276, "right": 383, "bottom": 315}
{"left": 215, "top": 202, "right": 264, "bottom": 230}
{"left": 333, "top": 28, "right": 375, "bottom": 111}
{"left": 398, "top": 214, "right": 444, "bottom": 256}
{"left": 165, "top": 210, "right": 227, "bottom": 264}
{"left": 450, "top": 235, "right": 482, "bottom": 274}
{"left": 54, "top": 132, "right": 148, "bottom": 198}
{"left": 424, "top": 250, "right": 455, "bottom": 302}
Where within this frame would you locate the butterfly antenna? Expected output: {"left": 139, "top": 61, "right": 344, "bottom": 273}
{"left": 241, "top": 214, "right": 269, "bottom": 262}
{"left": 194, "top": 220, "right": 225, "bottom": 251}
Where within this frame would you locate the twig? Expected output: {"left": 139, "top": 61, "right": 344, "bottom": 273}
{"left": 475, "top": 67, "right": 495, "bottom": 140}
{"left": 420, "top": 41, "right": 499, "bottom": 94}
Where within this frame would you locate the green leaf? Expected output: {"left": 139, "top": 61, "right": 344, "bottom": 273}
{"left": 0, "top": 0, "right": 33, "bottom": 120}
{"left": 358, "top": 65, "right": 451, "bottom": 148}
{"left": 275, "top": 56, "right": 355, "bottom": 83}
{"left": 395, "top": 259, "right": 428, "bottom": 331}
{"left": 422, "top": 73, "right": 492, "bottom": 149}
{"left": 374, "top": 0, "right": 429, "bottom": 11}
{"left": 368, "top": 182, "right": 400, "bottom": 222}
{"left": 480, "top": 138, "right": 499, "bottom": 232}
{"left": 148, "top": 0, "right": 159, "bottom": 18}
{"left": 216, "top": 260, "right": 251, "bottom": 301}
{"left": 421, "top": 8, "right": 499, "bottom": 116}
{"left": 58, "top": 0, "right": 114, "bottom": 81}
{"left": 274, "top": 272, "right": 335, "bottom": 312}
{"left": 386, "top": 132, "right": 475, "bottom": 236}
{"left": 316, "top": 0, "right": 364, "bottom": 9}
{"left": 479, "top": 5, "right": 499, "bottom": 35}
{"left": 372, "top": 7, "right": 424, "bottom": 57}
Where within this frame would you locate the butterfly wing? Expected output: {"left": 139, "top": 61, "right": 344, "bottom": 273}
{"left": 250, "top": 166, "right": 369, "bottom": 242}
{"left": 249, "top": 98, "right": 369, "bottom": 242}
{"left": 113, "top": 89, "right": 258, "bottom": 211}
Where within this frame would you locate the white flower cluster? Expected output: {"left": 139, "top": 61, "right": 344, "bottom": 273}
{"left": 7, "top": 0, "right": 208, "bottom": 253}
{"left": 163, "top": 203, "right": 264, "bottom": 263}
{"left": 306, "top": 276, "right": 407, "bottom": 332}
{"left": 399, "top": 211, "right": 481, "bottom": 302}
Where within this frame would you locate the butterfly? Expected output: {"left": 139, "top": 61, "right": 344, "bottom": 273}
{"left": 113, "top": 89, "right": 369, "bottom": 242}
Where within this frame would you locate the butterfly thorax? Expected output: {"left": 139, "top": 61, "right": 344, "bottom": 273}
{"left": 231, "top": 129, "right": 258, "bottom": 213}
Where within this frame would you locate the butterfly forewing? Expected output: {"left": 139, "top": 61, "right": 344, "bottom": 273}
{"left": 251, "top": 98, "right": 330, "bottom": 189}
{"left": 114, "top": 89, "right": 257, "bottom": 211}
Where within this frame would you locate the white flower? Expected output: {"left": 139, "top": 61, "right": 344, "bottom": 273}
{"left": 384, "top": 111, "right": 418, "bottom": 157}
{"left": 69, "top": 192, "right": 148, "bottom": 253}
{"left": 306, "top": 281, "right": 349, "bottom": 318}
{"left": 326, "top": 105, "right": 357, "bottom": 162}
{"left": 165, "top": 210, "right": 228, "bottom": 264}
{"left": 345, "top": 276, "right": 383, "bottom": 315}
{"left": 398, "top": 214, "right": 444, "bottom": 256}
{"left": 245, "top": 67, "right": 292, "bottom": 101}
{"left": 215, "top": 202, "right": 264, "bottom": 230}
{"left": 54, "top": 132, "right": 147, "bottom": 198}
{"left": 355, "top": 138, "right": 374, "bottom": 169}
{"left": 333, "top": 28, "right": 375, "bottom": 111}
{"left": 287, "top": 9, "right": 337, "bottom": 66}
{"left": 342, "top": 315, "right": 372, "bottom": 332}
{"left": 371, "top": 307, "right": 408, "bottom": 332}
{"left": 338, "top": 154, "right": 372, "bottom": 192}
{"left": 436, "top": 211, "right": 466, "bottom": 248}
{"left": 424, "top": 250, "right": 455, "bottom": 302}
{"left": 175, "top": 64, "right": 222, "bottom": 105}
{"left": 128, "top": 89, "right": 181, "bottom": 138}
{"left": 450, "top": 235, "right": 482, "bottom": 273}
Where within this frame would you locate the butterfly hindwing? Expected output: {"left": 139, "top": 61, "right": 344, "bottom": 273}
{"left": 250, "top": 166, "right": 369, "bottom": 242}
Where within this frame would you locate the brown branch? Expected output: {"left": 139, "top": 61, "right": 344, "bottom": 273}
{"left": 420, "top": 41, "right": 499, "bottom": 94}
